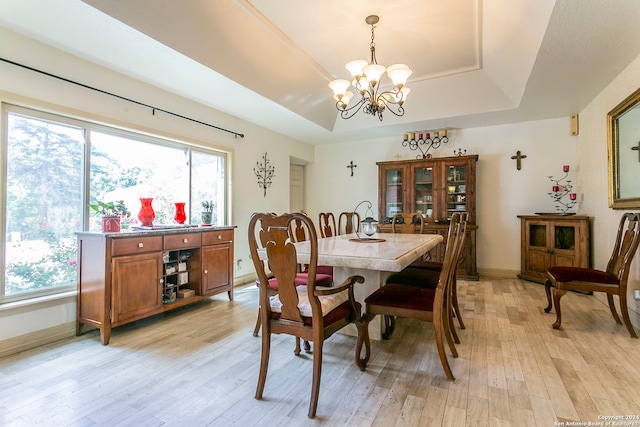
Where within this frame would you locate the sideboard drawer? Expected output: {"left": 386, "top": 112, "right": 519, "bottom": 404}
{"left": 202, "top": 230, "right": 234, "bottom": 245}
{"left": 164, "top": 233, "right": 202, "bottom": 250}
{"left": 111, "top": 236, "right": 163, "bottom": 256}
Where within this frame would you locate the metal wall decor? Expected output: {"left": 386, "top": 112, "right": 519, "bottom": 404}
{"left": 548, "top": 165, "right": 577, "bottom": 214}
{"left": 402, "top": 130, "right": 448, "bottom": 159}
{"left": 454, "top": 148, "right": 467, "bottom": 156}
{"left": 253, "top": 152, "right": 275, "bottom": 197}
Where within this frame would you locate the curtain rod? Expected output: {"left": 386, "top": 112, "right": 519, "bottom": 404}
{"left": 0, "top": 57, "right": 245, "bottom": 139}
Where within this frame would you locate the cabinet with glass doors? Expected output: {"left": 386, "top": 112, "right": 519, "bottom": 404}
{"left": 377, "top": 155, "right": 478, "bottom": 280}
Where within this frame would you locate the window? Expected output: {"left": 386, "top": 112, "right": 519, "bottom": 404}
{"left": 1, "top": 105, "right": 228, "bottom": 303}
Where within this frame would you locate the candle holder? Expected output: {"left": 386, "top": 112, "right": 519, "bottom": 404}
{"left": 402, "top": 130, "right": 448, "bottom": 159}
{"left": 548, "top": 165, "right": 577, "bottom": 214}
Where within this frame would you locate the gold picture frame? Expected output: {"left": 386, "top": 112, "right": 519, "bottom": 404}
{"left": 607, "top": 87, "right": 640, "bottom": 209}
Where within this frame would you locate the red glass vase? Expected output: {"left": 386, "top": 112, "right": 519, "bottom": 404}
{"left": 174, "top": 202, "right": 186, "bottom": 224}
{"left": 138, "top": 197, "right": 155, "bottom": 226}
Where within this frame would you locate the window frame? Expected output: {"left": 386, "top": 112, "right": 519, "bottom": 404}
{"left": 1, "top": 103, "right": 230, "bottom": 304}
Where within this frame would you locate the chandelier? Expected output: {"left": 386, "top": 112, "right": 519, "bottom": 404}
{"left": 328, "top": 15, "right": 412, "bottom": 121}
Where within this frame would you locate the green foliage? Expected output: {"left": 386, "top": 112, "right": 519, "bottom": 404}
{"left": 89, "top": 200, "right": 131, "bottom": 217}
{"left": 5, "top": 239, "right": 77, "bottom": 293}
{"left": 201, "top": 200, "right": 214, "bottom": 213}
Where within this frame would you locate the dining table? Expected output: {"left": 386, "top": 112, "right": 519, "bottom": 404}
{"left": 291, "top": 232, "right": 444, "bottom": 340}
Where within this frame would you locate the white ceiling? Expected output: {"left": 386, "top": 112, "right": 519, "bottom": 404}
{"left": 1, "top": 0, "right": 640, "bottom": 144}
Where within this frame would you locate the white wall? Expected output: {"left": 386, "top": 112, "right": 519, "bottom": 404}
{"left": 578, "top": 53, "right": 640, "bottom": 315}
{"left": 0, "top": 27, "right": 312, "bottom": 345}
{"left": 307, "top": 117, "right": 578, "bottom": 276}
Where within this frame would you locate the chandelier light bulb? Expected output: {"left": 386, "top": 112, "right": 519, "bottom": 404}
{"left": 328, "top": 79, "right": 351, "bottom": 97}
{"left": 397, "top": 87, "right": 411, "bottom": 104}
{"left": 339, "top": 91, "right": 354, "bottom": 108}
{"left": 387, "top": 64, "right": 412, "bottom": 88}
{"left": 363, "top": 63, "right": 386, "bottom": 86}
{"left": 346, "top": 60, "right": 368, "bottom": 78}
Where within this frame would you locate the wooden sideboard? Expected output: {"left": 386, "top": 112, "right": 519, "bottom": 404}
{"left": 77, "top": 226, "right": 235, "bottom": 345}
{"left": 517, "top": 215, "right": 590, "bottom": 283}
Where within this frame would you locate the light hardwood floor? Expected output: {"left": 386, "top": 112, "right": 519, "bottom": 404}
{"left": 1, "top": 278, "right": 640, "bottom": 426}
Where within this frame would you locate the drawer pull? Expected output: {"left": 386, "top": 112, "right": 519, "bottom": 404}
{"left": 138, "top": 243, "right": 144, "bottom": 248}
{"left": 159, "top": 279, "right": 164, "bottom": 284}
{"left": 204, "top": 269, "right": 208, "bottom": 274}
{"left": 218, "top": 235, "right": 222, "bottom": 240}
{"left": 183, "top": 238, "right": 188, "bottom": 243}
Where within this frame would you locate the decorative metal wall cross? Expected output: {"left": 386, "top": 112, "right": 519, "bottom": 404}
{"left": 253, "top": 152, "right": 275, "bottom": 197}
{"left": 510, "top": 150, "right": 527, "bottom": 170}
{"left": 632, "top": 141, "right": 640, "bottom": 161}
{"left": 347, "top": 160, "right": 357, "bottom": 176}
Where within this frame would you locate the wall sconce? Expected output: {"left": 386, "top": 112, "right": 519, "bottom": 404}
{"left": 402, "top": 130, "right": 449, "bottom": 159}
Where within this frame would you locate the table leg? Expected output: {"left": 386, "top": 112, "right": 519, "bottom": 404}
{"left": 333, "top": 266, "right": 391, "bottom": 340}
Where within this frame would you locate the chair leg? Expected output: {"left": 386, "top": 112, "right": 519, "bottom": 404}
{"left": 551, "top": 288, "right": 567, "bottom": 329}
{"left": 253, "top": 307, "right": 261, "bottom": 337}
{"left": 308, "top": 339, "right": 323, "bottom": 418}
{"left": 451, "top": 279, "right": 465, "bottom": 330}
{"left": 433, "top": 315, "right": 455, "bottom": 380}
{"left": 304, "top": 340, "right": 311, "bottom": 353}
{"left": 255, "top": 329, "right": 271, "bottom": 400}
{"left": 295, "top": 337, "right": 302, "bottom": 355}
{"left": 442, "top": 304, "right": 458, "bottom": 358}
{"left": 618, "top": 293, "right": 639, "bottom": 338}
{"left": 355, "top": 313, "right": 373, "bottom": 371}
{"left": 382, "top": 315, "right": 395, "bottom": 340}
{"left": 606, "top": 294, "right": 622, "bottom": 324}
{"left": 544, "top": 279, "right": 553, "bottom": 313}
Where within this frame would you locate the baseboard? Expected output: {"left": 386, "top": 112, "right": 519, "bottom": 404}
{"left": 0, "top": 322, "right": 76, "bottom": 359}
{"left": 234, "top": 273, "right": 257, "bottom": 287}
{"left": 477, "top": 268, "right": 519, "bottom": 279}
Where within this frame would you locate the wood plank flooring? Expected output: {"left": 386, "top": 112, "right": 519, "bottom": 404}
{"left": 1, "top": 278, "right": 640, "bottom": 426}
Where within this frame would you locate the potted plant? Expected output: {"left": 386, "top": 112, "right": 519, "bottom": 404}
{"left": 89, "top": 200, "right": 131, "bottom": 232}
{"left": 201, "top": 200, "right": 214, "bottom": 225}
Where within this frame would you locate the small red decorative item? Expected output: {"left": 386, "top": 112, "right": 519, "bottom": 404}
{"left": 174, "top": 202, "right": 186, "bottom": 224}
{"left": 552, "top": 185, "right": 560, "bottom": 192}
{"left": 138, "top": 197, "right": 155, "bottom": 226}
{"left": 563, "top": 165, "right": 570, "bottom": 172}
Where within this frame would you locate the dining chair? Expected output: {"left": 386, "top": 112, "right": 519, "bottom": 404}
{"left": 391, "top": 212, "right": 425, "bottom": 234}
{"left": 338, "top": 211, "right": 360, "bottom": 235}
{"left": 409, "top": 212, "right": 469, "bottom": 333}
{"left": 248, "top": 211, "right": 369, "bottom": 418}
{"left": 544, "top": 212, "right": 640, "bottom": 338}
{"left": 357, "top": 213, "right": 463, "bottom": 380}
{"left": 318, "top": 212, "right": 337, "bottom": 238}
{"left": 383, "top": 212, "right": 467, "bottom": 344}
{"left": 252, "top": 214, "right": 333, "bottom": 344}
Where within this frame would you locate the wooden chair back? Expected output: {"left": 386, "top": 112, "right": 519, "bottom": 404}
{"left": 606, "top": 212, "right": 640, "bottom": 281}
{"left": 318, "top": 212, "right": 337, "bottom": 238}
{"left": 338, "top": 211, "right": 360, "bottom": 235}
{"left": 391, "top": 212, "right": 425, "bottom": 234}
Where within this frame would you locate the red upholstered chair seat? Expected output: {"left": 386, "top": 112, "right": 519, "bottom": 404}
{"left": 365, "top": 283, "right": 435, "bottom": 311}
{"left": 385, "top": 267, "right": 440, "bottom": 288}
{"left": 271, "top": 301, "right": 361, "bottom": 327}
{"left": 546, "top": 266, "right": 617, "bottom": 285}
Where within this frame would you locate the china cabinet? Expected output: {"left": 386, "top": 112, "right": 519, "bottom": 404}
{"left": 377, "top": 155, "right": 478, "bottom": 279}
{"left": 518, "top": 215, "right": 590, "bottom": 283}
{"left": 76, "top": 226, "right": 235, "bottom": 345}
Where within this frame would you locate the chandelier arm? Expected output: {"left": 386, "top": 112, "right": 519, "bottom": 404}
{"left": 337, "top": 98, "right": 368, "bottom": 120}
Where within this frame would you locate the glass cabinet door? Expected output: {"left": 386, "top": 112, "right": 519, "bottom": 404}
{"left": 384, "top": 168, "right": 404, "bottom": 218}
{"left": 413, "top": 167, "right": 434, "bottom": 219}
{"left": 445, "top": 163, "right": 468, "bottom": 220}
